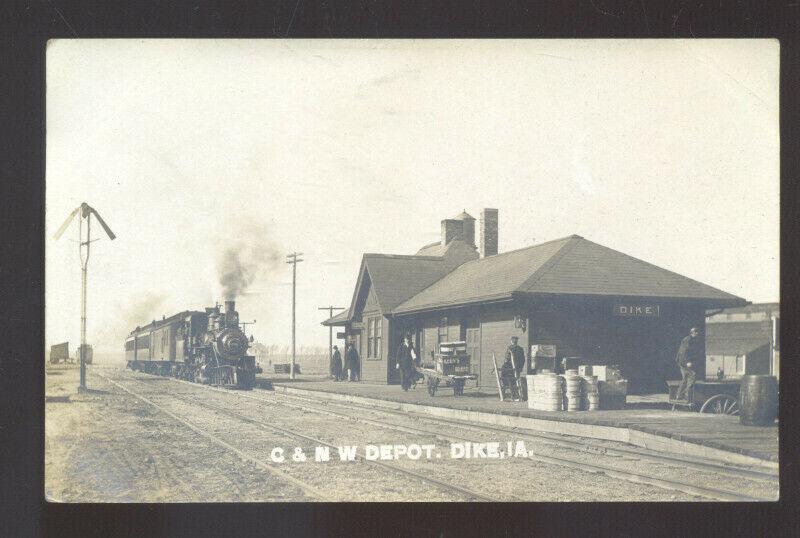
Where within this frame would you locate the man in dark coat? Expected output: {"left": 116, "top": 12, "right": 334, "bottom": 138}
{"left": 500, "top": 355, "right": 520, "bottom": 401}
{"left": 505, "top": 336, "right": 527, "bottom": 400}
{"left": 396, "top": 335, "right": 417, "bottom": 391}
{"left": 345, "top": 342, "right": 360, "bottom": 382}
{"left": 331, "top": 345, "right": 343, "bottom": 381}
{"left": 675, "top": 327, "right": 702, "bottom": 401}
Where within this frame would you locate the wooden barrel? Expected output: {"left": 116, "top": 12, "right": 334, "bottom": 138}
{"left": 563, "top": 374, "right": 582, "bottom": 411}
{"left": 529, "top": 374, "right": 563, "bottom": 411}
{"left": 739, "top": 375, "right": 778, "bottom": 426}
{"left": 580, "top": 375, "right": 599, "bottom": 411}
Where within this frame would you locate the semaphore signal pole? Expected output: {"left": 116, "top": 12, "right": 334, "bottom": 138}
{"left": 286, "top": 252, "right": 304, "bottom": 379}
{"left": 53, "top": 203, "right": 116, "bottom": 392}
{"left": 318, "top": 305, "right": 346, "bottom": 376}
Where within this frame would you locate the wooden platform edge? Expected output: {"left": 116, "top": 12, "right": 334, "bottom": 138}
{"left": 271, "top": 383, "right": 779, "bottom": 472}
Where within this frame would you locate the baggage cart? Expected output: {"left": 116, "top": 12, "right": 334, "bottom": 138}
{"left": 666, "top": 379, "right": 740, "bottom": 415}
{"left": 416, "top": 341, "right": 477, "bottom": 396}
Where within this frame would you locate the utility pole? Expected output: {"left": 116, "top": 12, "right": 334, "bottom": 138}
{"left": 53, "top": 203, "right": 116, "bottom": 392}
{"left": 286, "top": 252, "right": 304, "bottom": 379}
{"left": 318, "top": 306, "right": 346, "bottom": 376}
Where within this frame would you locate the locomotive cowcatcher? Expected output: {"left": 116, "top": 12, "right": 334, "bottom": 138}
{"left": 125, "top": 300, "right": 258, "bottom": 389}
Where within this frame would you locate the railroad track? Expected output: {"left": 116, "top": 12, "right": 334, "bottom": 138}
{"left": 267, "top": 388, "right": 779, "bottom": 481}
{"left": 224, "top": 385, "right": 777, "bottom": 502}
{"left": 106, "top": 370, "right": 777, "bottom": 501}
{"left": 167, "top": 393, "right": 501, "bottom": 502}
{"left": 96, "top": 373, "right": 333, "bottom": 501}
{"left": 100, "top": 371, "right": 499, "bottom": 502}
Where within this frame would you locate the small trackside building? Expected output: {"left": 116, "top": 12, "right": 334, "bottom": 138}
{"left": 704, "top": 302, "right": 780, "bottom": 380}
{"left": 324, "top": 210, "right": 747, "bottom": 392}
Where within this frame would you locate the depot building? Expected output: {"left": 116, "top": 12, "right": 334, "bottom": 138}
{"left": 323, "top": 209, "right": 746, "bottom": 393}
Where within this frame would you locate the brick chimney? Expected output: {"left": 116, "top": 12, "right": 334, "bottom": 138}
{"left": 480, "top": 208, "right": 498, "bottom": 257}
{"left": 455, "top": 211, "right": 476, "bottom": 247}
{"left": 441, "top": 219, "right": 463, "bottom": 246}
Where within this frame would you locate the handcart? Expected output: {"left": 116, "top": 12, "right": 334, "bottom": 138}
{"left": 417, "top": 341, "right": 477, "bottom": 397}
{"left": 415, "top": 365, "right": 477, "bottom": 396}
{"left": 666, "top": 379, "right": 740, "bottom": 415}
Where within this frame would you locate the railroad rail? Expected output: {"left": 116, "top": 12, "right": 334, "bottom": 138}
{"left": 97, "top": 373, "right": 333, "bottom": 501}
{"left": 167, "top": 393, "right": 501, "bottom": 502}
{"left": 104, "top": 370, "right": 777, "bottom": 502}
{"left": 219, "top": 383, "right": 777, "bottom": 502}
{"left": 267, "top": 388, "right": 779, "bottom": 481}
{"left": 101, "top": 371, "right": 499, "bottom": 502}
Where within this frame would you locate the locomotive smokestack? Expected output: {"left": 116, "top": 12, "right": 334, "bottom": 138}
{"left": 225, "top": 300, "right": 236, "bottom": 315}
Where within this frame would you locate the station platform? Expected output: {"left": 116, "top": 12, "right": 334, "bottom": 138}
{"left": 261, "top": 375, "right": 779, "bottom": 468}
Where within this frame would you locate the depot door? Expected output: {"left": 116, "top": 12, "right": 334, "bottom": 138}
{"left": 466, "top": 328, "right": 481, "bottom": 384}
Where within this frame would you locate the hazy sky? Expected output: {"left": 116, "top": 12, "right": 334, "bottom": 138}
{"left": 46, "top": 39, "right": 779, "bottom": 354}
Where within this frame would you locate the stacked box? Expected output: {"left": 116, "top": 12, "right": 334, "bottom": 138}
{"left": 592, "top": 365, "right": 622, "bottom": 382}
{"left": 531, "top": 344, "right": 557, "bottom": 372}
{"left": 598, "top": 380, "right": 628, "bottom": 410}
{"left": 562, "top": 357, "right": 583, "bottom": 371}
{"left": 438, "top": 341, "right": 467, "bottom": 356}
{"left": 434, "top": 353, "right": 471, "bottom": 375}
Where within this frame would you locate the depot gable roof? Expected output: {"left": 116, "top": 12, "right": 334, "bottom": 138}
{"left": 359, "top": 254, "right": 456, "bottom": 314}
{"left": 322, "top": 308, "right": 351, "bottom": 327}
{"left": 394, "top": 235, "right": 746, "bottom": 314}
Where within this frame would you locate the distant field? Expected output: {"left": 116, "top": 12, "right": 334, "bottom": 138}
{"left": 257, "top": 353, "right": 329, "bottom": 374}
{"left": 46, "top": 348, "right": 332, "bottom": 375}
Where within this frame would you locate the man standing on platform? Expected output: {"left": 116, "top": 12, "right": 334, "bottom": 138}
{"left": 396, "top": 334, "right": 416, "bottom": 392}
{"left": 331, "top": 345, "right": 343, "bottom": 381}
{"left": 500, "top": 354, "right": 520, "bottom": 401}
{"left": 506, "top": 336, "right": 527, "bottom": 400}
{"left": 675, "top": 327, "right": 702, "bottom": 401}
{"left": 345, "top": 341, "right": 360, "bottom": 382}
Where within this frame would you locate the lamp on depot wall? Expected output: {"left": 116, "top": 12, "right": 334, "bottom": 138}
{"left": 514, "top": 315, "right": 527, "bottom": 332}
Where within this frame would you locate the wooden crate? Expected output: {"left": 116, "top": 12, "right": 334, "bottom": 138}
{"left": 434, "top": 353, "right": 471, "bottom": 376}
{"left": 598, "top": 380, "right": 628, "bottom": 409}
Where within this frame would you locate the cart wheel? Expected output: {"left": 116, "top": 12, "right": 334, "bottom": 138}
{"left": 700, "top": 394, "right": 740, "bottom": 415}
{"left": 427, "top": 378, "right": 438, "bottom": 397}
{"left": 453, "top": 379, "right": 465, "bottom": 396}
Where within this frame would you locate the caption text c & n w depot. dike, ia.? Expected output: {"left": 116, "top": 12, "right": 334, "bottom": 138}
{"left": 266, "top": 441, "right": 535, "bottom": 463}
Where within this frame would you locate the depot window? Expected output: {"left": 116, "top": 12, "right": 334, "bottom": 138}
{"left": 367, "top": 317, "right": 382, "bottom": 359}
{"left": 438, "top": 317, "right": 448, "bottom": 344}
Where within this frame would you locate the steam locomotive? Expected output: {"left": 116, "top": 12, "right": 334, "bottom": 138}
{"left": 125, "top": 300, "right": 259, "bottom": 390}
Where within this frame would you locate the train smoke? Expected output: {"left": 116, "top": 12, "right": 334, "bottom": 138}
{"left": 122, "top": 292, "right": 166, "bottom": 328}
{"left": 216, "top": 221, "right": 282, "bottom": 300}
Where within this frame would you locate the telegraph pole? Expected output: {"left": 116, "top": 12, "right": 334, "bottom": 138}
{"left": 319, "top": 306, "right": 346, "bottom": 376}
{"left": 286, "top": 252, "right": 304, "bottom": 379}
{"left": 241, "top": 320, "right": 256, "bottom": 337}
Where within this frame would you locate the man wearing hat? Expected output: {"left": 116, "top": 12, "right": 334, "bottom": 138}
{"left": 675, "top": 327, "right": 702, "bottom": 402}
{"left": 506, "top": 335, "right": 527, "bottom": 401}
{"left": 396, "top": 334, "right": 417, "bottom": 392}
{"left": 345, "top": 341, "right": 360, "bottom": 382}
{"left": 331, "top": 345, "right": 343, "bottom": 381}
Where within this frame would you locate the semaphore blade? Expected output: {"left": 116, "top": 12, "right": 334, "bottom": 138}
{"left": 53, "top": 205, "right": 81, "bottom": 239}
{"left": 88, "top": 206, "right": 116, "bottom": 240}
